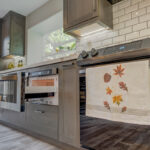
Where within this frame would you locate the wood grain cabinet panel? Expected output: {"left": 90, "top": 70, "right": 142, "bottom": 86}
{"left": 64, "top": 0, "right": 98, "bottom": 29}
{"left": 1, "top": 14, "right": 10, "bottom": 57}
{"left": 26, "top": 103, "right": 59, "bottom": 140}
{"left": 1, "top": 11, "right": 25, "bottom": 57}
{"left": 59, "top": 62, "right": 80, "bottom": 147}
{"left": 64, "top": 0, "right": 113, "bottom": 37}
{"left": 0, "top": 19, "right": 3, "bottom": 53}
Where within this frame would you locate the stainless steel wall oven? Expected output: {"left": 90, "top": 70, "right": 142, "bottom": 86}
{"left": 0, "top": 72, "right": 25, "bottom": 112}
{"left": 25, "top": 68, "right": 59, "bottom": 106}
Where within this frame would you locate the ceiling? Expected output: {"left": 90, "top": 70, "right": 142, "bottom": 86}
{"left": 0, "top": 0, "right": 49, "bottom": 18}
{"left": 108, "top": 0, "right": 123, "bottom": 4}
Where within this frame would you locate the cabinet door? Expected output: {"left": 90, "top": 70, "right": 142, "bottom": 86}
{"left": 26, "top": 103, "right": 58, "bottom": 140}
{"left": 59, "top": 63, "right": 80, "bottom": 147}
{"left": 0, "top": 20, "right": 2, "bottom": 51}
{"left": 1, "top": 109, "right": 26, "bottom": 128}
{"left": 10, "top": 13, "right": 25, "bottom": 56}
{"left": 1, "top": 15, "right": 10, "bottom": 57}
{"left": 64, "top": 0, "right": 98, "bottom": 29}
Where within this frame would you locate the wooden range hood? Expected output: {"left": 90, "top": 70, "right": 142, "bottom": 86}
{"left": 63, "top": 0, "right": 113, "bottom": 37}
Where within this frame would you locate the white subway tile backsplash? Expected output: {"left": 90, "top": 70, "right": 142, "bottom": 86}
{"left": 126, "top": 32, "right": 139, "bottom": 41}
{"left": 114, "top": 22, "right": 125, "bottom": 30}
{"left": 113, "top": 35, "right": 126, "bottom": 44}
{"left": 106, "top": 31, "right": 119, "bottom": 38}
{"left": 119, "top": 13, "right": 131, "bottom": 22}
{"left": 131, "top": 0, "right": 142, "bottom": 5}
{"left": 76, "top": 0, "right": 150, "bottom": 52}
{"left": 148, "top": 21, "right": 150, "bottom": 27}
{"left": 125, "top": 4, "right": 138, "bottom": 14}
{"left": 132, "top": 8, "right": 146, "bottom": 18}
{"left": 113, "top": 18, "right": 119, "bottom": 24}
{"left": 133, "top": 22, "right": 147, "bottom": 31}
{"left": 92, "top": 41, "right": 103, "bottom": 49}
{"left": 113, "top": 5, "right": 118, "bottom": 12}
{"left": 119, "top": 26, "right": 132, "bottom": 35}
{"left": 147, "top": 6, "right": 150, "bottom": 13}
{"left": 125, "top": 18, "right": 138, "bottom": 27}
{"left": 139, "top": 13, "right": 150, "bottom": 23}
{"left": 102, "top": 39, "right": 113, "bottom": 46}
{"left": 139, "top": 0, "right": 150, "bottom": 9}
{"left": 113, "top": 9, "right": 125, "bottom": 18}
{"left": 140, "top": 28, "right": 150, "bottom": 37}
{"left": 119, "top": 0, "right": 131, "bottom": 9}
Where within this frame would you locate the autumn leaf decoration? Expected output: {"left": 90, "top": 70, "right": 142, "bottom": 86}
{"left": 103, "top": 64, "right": 128, "bottom": 112}
{"left": 104, "top": 101, "right": 110, "bottom": 110}
{"left": 104, "top": 73, "right": 111, "bottom": 83}
{"left": 122, "top": 106, "right": 127, "bottom": 112}
{"left": 119, "top": 82, "right": 128, "bottom": 92}
{"left": 114, "top": 65, "right": 125, "bottom": 77}
{"left": 106, "top": 87, "right": 112, "bottom": 95}
{"left": 113, "top": 95, "right": 123, "bottom": 105}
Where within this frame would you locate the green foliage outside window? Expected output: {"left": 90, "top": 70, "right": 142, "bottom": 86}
{"left": 44, "top": 28, "right": 76, "bottom": 55}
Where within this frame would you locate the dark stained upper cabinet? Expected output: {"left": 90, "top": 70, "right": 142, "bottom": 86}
{"left": 1, "top": 11, "right": 25, "bottom": 57}
{"left": 64, "top": 0, "right": 113, "bottom": 37}
{"left": 108, "top": 0, "right": 123, "bottom": 4}
{"left": 64, "top": 0, "right": 98, "bottom": 29}
{"left": 0, "top": 19, "right": 2, "bottom": 52}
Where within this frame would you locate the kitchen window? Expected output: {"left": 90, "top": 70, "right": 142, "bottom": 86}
{"left": 44, "top": 28, "right": 76, "bottom": 58}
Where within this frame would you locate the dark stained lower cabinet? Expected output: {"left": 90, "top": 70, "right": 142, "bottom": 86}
{"left": 26, "top": 103, "right": 58, "bottom": 140}
{"left": 0, "top": 103, "right": 59, "bottom": 140}
{"left": 0, "top": 108, "right": 26, "bottom": 128}
{"left": 0, "top": 62, "right": 80, "bottom": 148}
{"left": 59, "top": 63, "right": 80, "bottom": 147}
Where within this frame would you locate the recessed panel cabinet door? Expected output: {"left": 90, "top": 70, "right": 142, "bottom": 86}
{"left": 64, "top": 0, "right": 98, "bottom": 29}
{"left": 59, "top": 63, "right": 80, "bottom": 147}
{"left": 1, "top": 15, "right": 10, "bottom": 57}
{"left": 10, "top": 14, "right": 25, "bottom": 56}
{"left": 1, "top": 11, "right": 25, "bottom": 57}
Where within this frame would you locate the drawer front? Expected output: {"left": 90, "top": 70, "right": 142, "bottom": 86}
{"left": 0, "top": 108, "right": 26, "bottom": 128}
{"left": 26, "top": 103, "right": 58, "bottom": 139}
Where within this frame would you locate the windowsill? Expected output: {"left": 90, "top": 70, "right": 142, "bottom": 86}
{"left": 43, "top": 49, "right": 77, "bottom": 61}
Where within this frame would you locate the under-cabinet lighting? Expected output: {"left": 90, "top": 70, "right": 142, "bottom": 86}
{"left": 72, "top": 23, "right": 108, "bottom": 37}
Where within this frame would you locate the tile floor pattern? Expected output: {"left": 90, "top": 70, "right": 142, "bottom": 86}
{"left": 0, "top": 124, "right": 61, "bottom": 150}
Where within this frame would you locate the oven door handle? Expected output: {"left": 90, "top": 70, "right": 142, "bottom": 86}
{"left": 34, "top": 110, "right": 45, "bottom": 114}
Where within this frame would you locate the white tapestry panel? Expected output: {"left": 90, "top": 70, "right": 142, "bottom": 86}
{"left": 86, "top": 60, "right": 150, "bottom": 125}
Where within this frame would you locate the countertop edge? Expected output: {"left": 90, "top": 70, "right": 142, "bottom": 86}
{"left": 0, "top": 54, "right": 79, "bottom": 74}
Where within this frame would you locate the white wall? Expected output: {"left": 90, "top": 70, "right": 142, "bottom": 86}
{"left": 26, "top": 0, "right": 63, "bottom": 29}
{"left": 27, "top": 30, "right": 44, "bottom": 65}
{"left": 26, "top": 11, "right": 63, "bottom": 65}
{"left": 26, "top": 0, "right": 63, "bottom": 65}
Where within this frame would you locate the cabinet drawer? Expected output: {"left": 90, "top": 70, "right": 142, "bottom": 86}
{"left": 26, "top": 103, "right": 58, "bottom": 140}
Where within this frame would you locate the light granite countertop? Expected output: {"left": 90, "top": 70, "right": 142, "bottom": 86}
{"left": 0, "top": 53, "right": 79, "bottom": 74}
